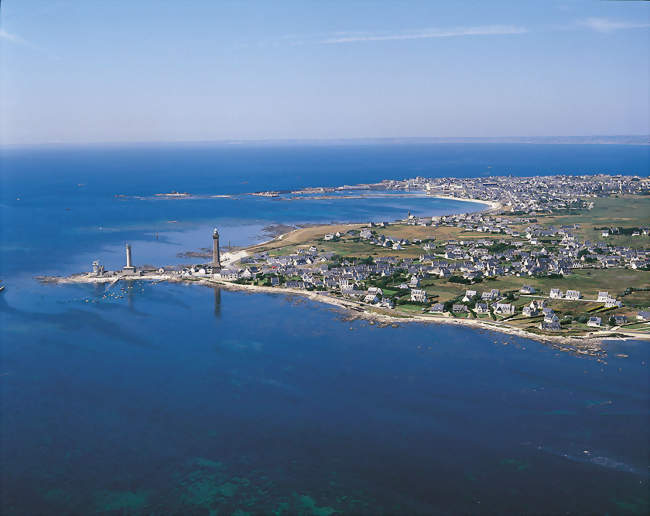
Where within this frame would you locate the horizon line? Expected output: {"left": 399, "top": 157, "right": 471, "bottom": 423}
{"left": 1, "top": 134, "right": 649, "bottom": 149}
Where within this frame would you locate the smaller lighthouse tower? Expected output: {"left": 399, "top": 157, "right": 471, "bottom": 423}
{"left": 123, "top": 243, "right": 136, "bottom": 273}
{"left": 212, "top": 228, "right": 221, "bottom": 268}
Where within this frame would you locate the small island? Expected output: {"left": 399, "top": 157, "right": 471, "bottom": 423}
{"left": 43, "top": 174, "right": 650, "bottom": 356}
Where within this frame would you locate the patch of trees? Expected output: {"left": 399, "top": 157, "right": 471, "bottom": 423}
{"left": 369, "top": 273, "right": 406, "bottom": 290}
{"left": 552, "top": 209, "right": 583, "bottom": 215}
{"left": 623, "top": 286, "right": 650, "bottom": 296}
{"left": 465, "top": 295, "right": 480, "bottom": 309}
{"left": 448, "top": 275, "right": 482, "bottom": 285}
{"left": 488, "top": 242, "right": 515, "bottom": 253}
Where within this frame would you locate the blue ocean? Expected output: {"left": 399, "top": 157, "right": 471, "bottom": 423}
{"left": 0, "top": 143, "right": 648, "bottom": 514}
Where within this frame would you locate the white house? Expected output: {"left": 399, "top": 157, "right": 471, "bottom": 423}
{"left": 597, "top": 291, "right": 609, "bottom": 302}
{"left": 541, "top": 313, "right": 561, "bottom": 331}
{"left": 410, "top": 289, "right": 428, "bottom": 303}
{"left": 364, "top": 293, "right": 380, "bottom": 304}
{"left": 379, "top": 298, "right": 395, "bottom": 309}
{"left": 430, "top": 303, "right": 445, "bottom": 313}
{"left": 217, "top": 269, "right": 239, "bottom": 281}
{"left": 523, "top": 304, "right": 539, "bottom": 317}
{"left": 565, "top": 290, "right": 581, "bottom": 300}
{"left": 494, "top": 302, "right": 516, "bottom": 315}
{"left": 481, "top": 289, "right": 500, "bottom": 301}
{"left": 549, "top": 288, "right": 563, "bottom": 299}
{"left": 587, "top": 316, "right": 602, "bottom": 327}
{"left": 339, "top": 278, "right": 353, "bottom": 292}
{"left": 475, "top": 303, "right": 490, "bottom": 314}
{"left": 463, "top": 290, "right": 477, "bottom": 302}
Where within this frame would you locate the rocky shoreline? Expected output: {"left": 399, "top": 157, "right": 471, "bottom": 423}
{"left": 43, "top": 272, "right": 626, "bottom": 359}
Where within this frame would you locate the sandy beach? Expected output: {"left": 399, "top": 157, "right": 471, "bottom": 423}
{"left": 427, "top": 194, "right": 502, "bottom": 213}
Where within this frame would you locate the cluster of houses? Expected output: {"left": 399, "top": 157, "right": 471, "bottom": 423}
{"left": 376, "top": 175, "right": 650, "bottom": 270}
{"left": 168, "top": 220, "right": 644, "bottom": 330}
{"left": 359, "top": 225, "right": 422, "bottom": 250}
{"left": 545, "top": 288, "right": 623, "bottom": 307}
{"left": 401, "top": 217, "right": 649, "bottom": 274}
{"left": 110, "top": 174, "right": 647, "bottom": 335}
{"left": 290, "top": 174, "right": 648, "bottom": 216}
{"left": 401, "top": 211, "right": 649, "bottom": 269}
{"left": 136, "top": 250, "right": 642, "bottom": 332}
{"left": 421, "top": 235, "right": 646, "bottom": 279}
{"left": 378, "top": 174, "right": 648, "bottom": 215}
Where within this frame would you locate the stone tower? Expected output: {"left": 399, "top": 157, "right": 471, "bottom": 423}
{"left": 212, "top": 228, "right": 221, "bottom": 268}
{"left": 123, "top": 243, "right": 135, "bottom": 273}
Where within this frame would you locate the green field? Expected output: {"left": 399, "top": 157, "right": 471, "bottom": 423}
{"left": 512, "top": 196, "right": 650, "bottom": 249}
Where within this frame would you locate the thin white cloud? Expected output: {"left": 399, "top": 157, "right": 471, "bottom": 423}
{"left": 0, "top": 27, "right": 58, "bottom": 59}
{"left": 0, "top": 29, "right": 18, "bottom": 42}
{"left": 0, "top": 28, "right": 28, "bottom": 45}
{"left": 320, "top": 25, "right": 527, "bottom": 44}
{"left": 580, "top": 17, "right": 650, "bottom": 33}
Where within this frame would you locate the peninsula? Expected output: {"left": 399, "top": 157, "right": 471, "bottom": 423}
{"left": 43, "top": 174, "right": 650, "bottom": 354}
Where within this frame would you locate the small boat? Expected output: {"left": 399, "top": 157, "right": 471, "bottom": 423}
{"left": 0, "top": 285, "right": 5, "bottom": 293}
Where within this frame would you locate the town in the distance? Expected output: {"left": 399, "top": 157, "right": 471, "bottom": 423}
{"left": 46, "top": 174, "right": 650, "bottom": 354}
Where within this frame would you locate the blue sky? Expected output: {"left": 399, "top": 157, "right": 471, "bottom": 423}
{"left": 1, "top": 0, "right": 648, "bottom": 144}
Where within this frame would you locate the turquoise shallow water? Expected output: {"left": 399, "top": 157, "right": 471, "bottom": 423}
{"left": 1, "top": 143, "right": 648, "bottom": 514}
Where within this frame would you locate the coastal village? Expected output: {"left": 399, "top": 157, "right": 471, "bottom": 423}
{"left": 51, "top": 174, "right": 650, "bottom": 346}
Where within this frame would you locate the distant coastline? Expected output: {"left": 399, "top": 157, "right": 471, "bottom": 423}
{"left": 213, "top": 135, "right": 650, "bottom": 147}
